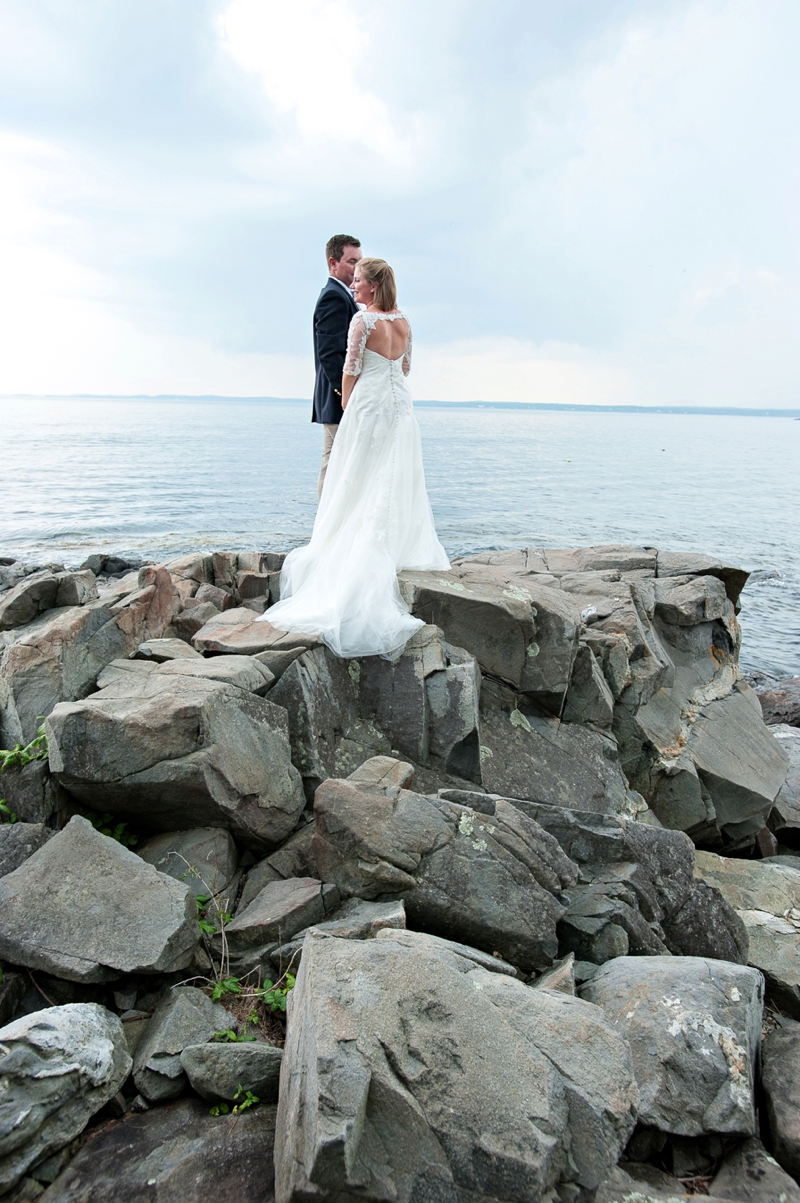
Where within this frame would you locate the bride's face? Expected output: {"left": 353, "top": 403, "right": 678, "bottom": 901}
{"left": 353, "top": 270, "right": 376, "bottom": 307}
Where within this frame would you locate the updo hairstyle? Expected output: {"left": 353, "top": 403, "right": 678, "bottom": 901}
{"left": 357, "top": 258, "right": 398, "bottom": 312}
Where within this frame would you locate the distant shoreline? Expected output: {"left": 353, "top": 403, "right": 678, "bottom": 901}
{"left": 2, "top": 394, "right": 799, "bottom": 418}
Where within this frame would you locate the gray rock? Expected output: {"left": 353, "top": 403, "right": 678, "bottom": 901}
{"left": 695, "top": 851, "right": 800, "bottom": 1016}
{"left": 194, "top": 582, "right": 233, "bottom": 611}
{"left": 533, "top": 952, "right": 575, "bottom": 994}
{"left": 661, "top": 877, "right": 749, "bottom": 964}
{"left": 54, "top": 571, "right": 98, "bottom": 609}
{"left": 264, "top": 823, "right": 316, "bottom": 880}
{"left": 357, "top": 624, "right": 446, "bottom": 764}
{"left": 762, "top": 1026, "right": 800, "bottom": 1181}
{"left": 193, "top": 609, "right": 317, "bottom": 656}
{"left": 756, "top": 676, "right": 800, "bottom": 727}
{"left": 0, "top": 760, "right": 62, "bottom": 825}
{"left": 270, "top": 897, "right": 407, "bottom": 970}
{"left": 237, "top": 859, "right": 285, "bottom": 914}
{"left": 0, "top": 971, "right": 25, "bottom": 1027}
{"left": 688, "top": 685, "right": 789, "bottom": 846}
{"left": 768, "top": 723, "right": 800, "bottom": 836}
{"left": 400, "top": 565, "right": 581, "bottom": 697}
{"left": 477, "top": 794, "right": 748, "bottom": 964}
{"left": 132, "top": 986, "right": 229, "bottom": 1102}
{"left": 595, "top": 1163, "right": 731, "bottom": 1202}
{"left": 38, "top": 1096, "right": 277, "bottom": 1202}
{"left": 313, "top": 775, "right": 579, "bottom": 971}
{"left": 0, "top": 565, "right": 179, "bottom": 745}
{"left": 180, "top": 1041, "right": 283, "bottom": 1102}
{"left": 0, "top": 573, "right": 60, "bottom": 631}
{"left": 0, "top": 816, "right": 199, "bottom": 983}
{"left": 155, "top": 653, "right": 274, "bottom": 693}
{"left": 375, "top": 926, "right": 521, "bottom": 976}
{"left": 581, "top": 955, "right": 764, "bottom": 1136}
{"left": 424, "top": 649, "right": 483, "bottom": 781}
{"left": 267, "top": 644, "right": 359, "bottom": 792}
{"left": 347, "top": 754, "right": 415, "bottom": 791}
{"left": 94, "top": 658, "right": 156, "bottom": 689}
{"left": 0, "top": 1004, "right": 131, "bottom": 1195}
{"left": 0, "top": 822, "right": 52, "bottom": 877}
{"left": 47, "top": 673, "right": 304, "bottom": 852}
{"left": 222, "top": 876, "right": 337, "bottom": 973}
{"left": 710, "top": 1136, "right": 800, "bottom": 1203}
{"left": 275, "top": 929, "right": 638, "bottom": 1201}
{"left": 478, "top": 699, "right": 636, "bottom": 815}
{"left": 656, "top": 549, "right": 749, "bottom": 606}
{"left": 164, "top": 553, "right": 214, "bottom": 585}
{"left": 561, "top": 642, "right": 614, "bottom": 729}
{"left": 135, "top": 827, "right": 238, "bottom": 899}
{"left": 173, "top": 601, "right": 220, "bottom": 642}
{"left": 131, "top": 637, "right": 202, "bottom": 662}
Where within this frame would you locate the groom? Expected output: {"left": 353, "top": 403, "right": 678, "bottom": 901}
{"left": 312, "top": 234, "right": 362, "bottom": 497}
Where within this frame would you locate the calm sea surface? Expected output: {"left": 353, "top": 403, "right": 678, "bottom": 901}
{"left": 1, "top": 397, "right": 797, "bottom": 678}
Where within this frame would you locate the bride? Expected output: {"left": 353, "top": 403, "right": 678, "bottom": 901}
{"left": 259, "top": 257, "right": 450, "bottom": 658}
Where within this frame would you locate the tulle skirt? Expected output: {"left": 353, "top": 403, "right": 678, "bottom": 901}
{"left": 259, "top": 349, "right": 450, "bottom": 658}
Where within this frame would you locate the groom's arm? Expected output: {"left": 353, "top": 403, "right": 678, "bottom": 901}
{"left": 315, "top": 289, "right": 351, "bottom": 397}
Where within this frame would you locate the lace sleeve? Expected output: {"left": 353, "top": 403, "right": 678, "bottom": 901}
{"left": 343, "top": 312, "right": 370, "bottom": 377}
{"left": 402, "top": 321, "right": 412, "bottom": 376}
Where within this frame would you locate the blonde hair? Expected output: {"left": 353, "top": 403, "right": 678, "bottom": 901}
{"left": 356, "top": 257, "right": 398, "bottom": 312}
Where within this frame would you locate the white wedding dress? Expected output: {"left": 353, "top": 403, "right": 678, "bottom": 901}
{"left": 259, "top": 310, "right": 450, "bottom": 658}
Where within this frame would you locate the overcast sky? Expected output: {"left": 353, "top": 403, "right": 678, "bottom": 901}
{"left": 0, "top": 0, "right": 797, "bottom": 405}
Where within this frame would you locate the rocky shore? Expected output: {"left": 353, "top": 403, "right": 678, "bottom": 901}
{"left": 1, "top": 543, "right": 799, "bottom": 1202}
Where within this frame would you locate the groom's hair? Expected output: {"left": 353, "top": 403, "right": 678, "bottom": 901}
{"left": 326, "top": 234, "right": 361, "bottom": 264}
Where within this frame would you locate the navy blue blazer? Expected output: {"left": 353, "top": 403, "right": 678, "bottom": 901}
{"left": 312, "top": 278, "right": 359, "bottom": 425}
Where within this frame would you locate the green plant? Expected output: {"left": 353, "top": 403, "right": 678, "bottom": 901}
{"left": 209, "top": 1102, "right": 229, "bottom": 1117}
{"left": 259, "top": 973, "right": 296, "bottom": 1014}
{"left": 210, "top": 976, "right": 242, "bottom": 1001}
{"left": 212, "top": 1028, "right": 256, "bottom": 1044}
{"left": 232, "top": 1083, "right": 259, "bottom": 1114}
{"left": 0, "top": 721, "right": 49, "bottom": 772}
{"left": 196, "top": 895, "right": 217, "bottom": 936}
{"left": 83, "top": 810, "right": 138, "bottom": 847}
{"left": 0, "top": 800, "right": 18, "bottom": 825}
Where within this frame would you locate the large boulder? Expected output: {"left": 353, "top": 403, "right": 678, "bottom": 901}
{"left": 192, "top": 609, "right": 316, "bottom": 656}
{"left": 0, "top": 816, "right": 198, "bottom": 982}
{"left": 695, "top": 850, "right": 800, "bottom": 1016}
{"left": 46, "top": 673, "right": 304, "bottom": 851}
{"left": 399, "top": 564, "right": 581, "bottom": 699}
{"left": 37, "top": 1097, "right": 277, "bottom": 1203}
{"left": 180, "top": 1042, "right": 283, "bottom": 1103}
{"left": 767, "top": 724, "right": 800, "bottom": 839}
{"left": 0, "top": 1004, "right": 131, "bottom": 1196}
{"left": 135, "top": 827, "right": 238, "bottom": 899}
{"left": 581, "top": 955, "right": 764, "bottom": 1136}
{"left": 0, "top": 821, "right": 52, "bottom": 877}
{"left": 132, "top": 986, "right": 229, "bottom": 1102}
{"left": 477, "top": 695, "right": 637, "bottom": 816}
{"left": 0, "top": 565, "right": 179, "bottom": 744}
{"left": 710, "top": 1136, "right": 800, "bottom": 1203}
{"left": 446, "top": 792, "right": 748, "bottom": 965}
{"left": 761, "top": 1026, "right": 800, "bottom": 1181}
{"left": 275, "top": 929, "right": 638, "bottom": 1202}
{"left": 220, "top": 876, "right": 339, "bottom": 974}
{"left": 313, "top": 768, "right": 579, "bottom": 971}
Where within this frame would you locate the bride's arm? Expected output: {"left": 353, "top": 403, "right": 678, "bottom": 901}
{"left": 342, "top": 313, "right": 367, "bottom": 409}
{"left": 342, "top": 372, "right": 357, "bottom": 409}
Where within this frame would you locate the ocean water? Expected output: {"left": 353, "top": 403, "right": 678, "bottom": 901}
{"left": 1, "top": 396, "right": 797, "bottom": 678}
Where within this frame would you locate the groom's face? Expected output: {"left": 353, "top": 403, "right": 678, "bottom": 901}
{"left": 329, "top": 244, "right": 362, "bottom": 287}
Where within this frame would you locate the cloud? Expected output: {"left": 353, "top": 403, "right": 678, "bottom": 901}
{"left": 0, "top": 0, "right": 797, "bottom": 405}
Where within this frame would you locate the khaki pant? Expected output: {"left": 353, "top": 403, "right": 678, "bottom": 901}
{"left": 317, "top": 423, "right": 339, "bottom": 499}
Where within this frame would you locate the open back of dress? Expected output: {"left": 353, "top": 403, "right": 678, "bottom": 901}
{"left": 260, "top": 311, "right": 450, "bottom": 658}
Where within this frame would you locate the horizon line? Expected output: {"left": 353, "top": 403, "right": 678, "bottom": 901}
{"left": 2, "top": 394, "right": 799, "bottom": 417}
